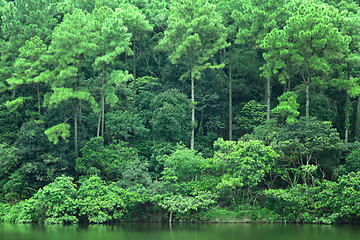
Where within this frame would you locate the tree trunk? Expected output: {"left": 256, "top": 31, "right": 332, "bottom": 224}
{"left": 97, "top": 65, "right": 106, "bottom": 139}
{"left": 266, "top": 77, "right": 271, "bottom": 120}
{"left": 220, "top": 48, "right": 224, "bottom": 88}
{"left": 305, "top": 80, "right": 310, "bottom": 120}
{"left": 287, "top": 76, "right": 291, "bottom": 92}
{"left": 191, "top": 64, "right": 195, "bottom": 150}
{"left": 97, "top": 110, "right": 101, "bottom": 137}
{"left": 344, "top": 93, "right": 351, "bottom": 144}
{"left": 101, "top": 66, "right": 105, "bottom": 138}
{"left": 133, "top": 37, "right": 136, "bottom": 102}
{"left": 228, "top": 44, "right": 233, "bottom": 141}
{"left": 169, "top": 209, "right": 173, "bottom": 224}
{"left": 74, "top": 101, "right": 78, "bottom": 158}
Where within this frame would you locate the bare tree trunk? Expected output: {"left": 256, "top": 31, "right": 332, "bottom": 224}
{"left": 345, "top": 94, "right": 351, "bottom": 143}
{"left": 228, "top": 44, "right": 233, "bottom": 141}
{"left": 101, "top": 66, "right": 105, "bottom": 138}
{"left": 305, "top": 80, "right": 310, "bottom": 120}
{"left": 191, "top": 64, "right": 195, "bottom": 150}
{"left": 169, "top": 209, "right": 173, "bottom": 224}
{"left": 133, "top": 37, "right": 136, "bottom": 102}
{"left": 96, "top": 65, "right": 106, "bottom": 139}
{"left": 345, "top": 125, "right": 349, "bottom": 144}
{"left": 97, "top": 110, "right": 101, "bottom": 137}
{"left": 220, "top": 48, "right": 224, "bottom": 88}
{"left": 287, "top": 76, "right": 291, "bottom": 92}
{"left": 74, "top": 101, "right": 78, "bottom": 158}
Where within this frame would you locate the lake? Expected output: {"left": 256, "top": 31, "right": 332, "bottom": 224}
{"left": 0, "top": 223, "right": 359, "bottom": 240}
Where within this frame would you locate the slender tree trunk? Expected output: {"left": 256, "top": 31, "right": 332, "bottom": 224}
{"left": 97, "top": 65, "right": 106, "bottom": 139}
{"left": 74, "top": 101, "right": 78, "bottom": 158}
{"left": 101, "top": 65, "right": 105, "bottom": 138}
{"left": 220, "top": 49, "right": 224, "bottom": 88}
{"left": 228, "top": 44, "right": 233, "bottom": 141}
{"left": 78, "top": 62, "right": 82, "bottom": 124}
{"left": 169, "top": 209, "right": 173, "bottom": 224}
{"left": 133, "top": 37, "right": 136, "bottom": 102}
{"left": 191, "top": 64, "right": 195, "bottom": 150}
{"left": 305, "top": 80, "right": 310, "bottom": 120}
{"left": 345, "top": 67, "right": 351, "bottom": 144}
{"left": 266, "top": 77, "right": 271, "bottom": 120}
{"left": 355, "top": 95, "right": 360, "bottom": 140}
{"left": 345, "top": 93, "right": 351, "bottom": 144}
{"left": 97, "top": 110, "right": 101, "bottom": 137}
{"left": 345, "top": 126, "right": 349, "bottom": 144}
{"left": 287, "top": 76, "right": 291, "bottom": 92}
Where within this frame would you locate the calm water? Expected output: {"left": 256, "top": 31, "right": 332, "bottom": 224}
{"left": 0, "top": 223, "right": 359, "bottom": 240}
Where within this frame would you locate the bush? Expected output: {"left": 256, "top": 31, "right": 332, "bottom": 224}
{"left": 77, "top": 175, "right": 126, "bottom": 223}
{"left": 264, "top": 172, "right": 360, "bottom": 224}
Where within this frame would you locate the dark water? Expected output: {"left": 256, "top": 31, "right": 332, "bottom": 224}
{"left": 0, "top": 223, "right": 359, "bottom": 240}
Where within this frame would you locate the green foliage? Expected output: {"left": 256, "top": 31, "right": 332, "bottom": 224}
{"left": 4, "top": 175, "right": 78, "bottom": 224}
{"left": 106, "top": 110, "right": 149, "bottom": 141}
{"left": 271, "top": 91, "right": 300, "bottom": 124}
{"left": 2, "top": 170, "right": 28, "bottom": 204}
{"left": 76, "top": 137, "right": 138, "bottom": 181}
{"left": 157, "top": 191, "right": 216, "bottom": 216}
{"left": 36, "top": 175, "right": 78, "bottom": 224}
{"left": 150, "top": 89, "right": 191, "bottom": 143}
{"left": 44, "top": 123, "right": 71, "bottom": 144}
{"left": 159, "top": 0, "right": 229, "bottom": 82}
{"left": 118, "top": 159, "right": 152, "bottom": 188}
{"left": 1, "top": 0, "right": 360, "bottom": 225}
{"left": 160, "top": 145, "right": 205, "bottom": 183}
{"left": 0, "top": 202, "right": 10, "bottom": 222}
{"left": 77, "top": 175, "right": 126, "bottom": 223}
{"left": 0, "top": 104, "right": 22, "bottom": 144}
{"left": 261, "top": 1, "right": 351, "bottom": 118}
{"left": 234, "top": 100, "right": 266, "bottom": 136}
{"left": 340, "top": 142, "right": 360, "bottom": 174}
{"left": 264, "top": 171, "right": 360, "bottom": 223}
{"left": 116, "top": 3, "right": 152, "bottom": 38}
{"left": 211, "top": 139, "right": 278, "bottom": 191}
{"left": 91, "top": 6, "right": 132, "bottom": 70}
{"left": 253, "top": 117, "right": 342, "bottom": 186}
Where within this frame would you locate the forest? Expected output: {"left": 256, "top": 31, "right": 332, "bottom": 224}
{"left": 0, "top": 0, "right": 360, "bottom": 224}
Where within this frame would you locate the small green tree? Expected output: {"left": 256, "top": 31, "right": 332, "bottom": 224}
{"left": 5, "top": 175, "right": 78, "bottom": 224}
{"left": 90, "top": 6, "right": 132, "bottom": 138}
{"left": 210, "top": 139, "right": 279, "bottom": 204}
{"left": 45, "top": 8, "right": 98, "bottom": 156}
{"left": 261, "top": 1, "right": 351, "bottom": 119}
{"left": 77, "top": 175, "right": 126, "bottom": 223}
{"left": 234, "top": 100, "right": 266, "bottom": 136}
{"left": 155, "top": 145, "right": 216, "bottom": 223}
{"left": 6, "top": 36, "right": 50, "bottom": 116}
{"left": 271, "top": 91, "right": 300, "bottom": 124}
{"left": 115, "top": 3, "right": 152, "bottom": 99}
{"left": 253, "top": 117, "right": 342, "bottom": 186}
{"left": 150, "top": 89, "right": 191, "bottom": 144}
{"left": 158, "top": 0, "right": 229, "bottom": 150}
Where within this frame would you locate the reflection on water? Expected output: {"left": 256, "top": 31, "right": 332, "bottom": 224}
{"left": 0, "top": 223, "right": 359, "bottom": 240}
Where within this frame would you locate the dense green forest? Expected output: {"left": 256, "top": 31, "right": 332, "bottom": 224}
{"left": 0, "top": 0, "right": 360, "bottom": 224}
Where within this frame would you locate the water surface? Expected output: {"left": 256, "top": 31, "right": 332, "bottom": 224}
{"left": 0, "top": 223, "right": 359, "bottom": 240}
